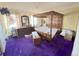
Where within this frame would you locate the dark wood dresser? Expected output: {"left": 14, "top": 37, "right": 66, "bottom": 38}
{"left": 15, "top": 27, "right": 35, "bottom": 37}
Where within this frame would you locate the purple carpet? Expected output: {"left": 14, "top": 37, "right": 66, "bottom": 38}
{"left": 3, "top": 35, "right": 73, "bottom": 56}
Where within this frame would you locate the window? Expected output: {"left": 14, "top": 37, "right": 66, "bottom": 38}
{"left": 30, "top": 16, "right": 37, "bottom": 27}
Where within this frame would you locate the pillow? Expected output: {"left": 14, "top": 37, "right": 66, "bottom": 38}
{"left": 66, "top": 30, "right": 73, "bottom": 35}
{"left": 60, "top": 29, "right": 66, "bottom": 36}
{"left": 60, "top": 29, "right": 73, "bottom": 41}
{"left": 60, "top": 29, "right": 73, "bottom": 39}
{"left": 64, "top": 34, "right": 72, "bottom": 41}
{"left": 64, "top": 30, "right": 73, "bottom": 40}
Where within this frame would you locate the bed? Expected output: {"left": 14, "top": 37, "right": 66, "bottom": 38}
{"left": 33, "top": 11, "right": 63, "bottom": 41}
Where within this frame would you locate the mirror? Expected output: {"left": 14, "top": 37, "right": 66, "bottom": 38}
{"left": 21, "top": 15, "right": 29, "bottom": 28}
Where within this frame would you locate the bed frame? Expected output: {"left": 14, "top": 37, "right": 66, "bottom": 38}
{"left": 33, "top": 11, "right": 64, "bottom": 41}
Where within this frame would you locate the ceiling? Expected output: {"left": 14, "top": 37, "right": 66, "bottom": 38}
{"left": 0, "top": 2, "right": 79, "bottom": 15}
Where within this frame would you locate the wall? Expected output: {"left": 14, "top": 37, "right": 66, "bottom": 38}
{"left": 72, "top": 20, "right": 79, "bottom": 56}
{"left": 63, "top": 12, "right": 79, "bottom": 31}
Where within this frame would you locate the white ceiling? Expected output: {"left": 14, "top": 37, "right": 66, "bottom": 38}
{"left": 0, "top": 2, "right": 79, "bottom": 15}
